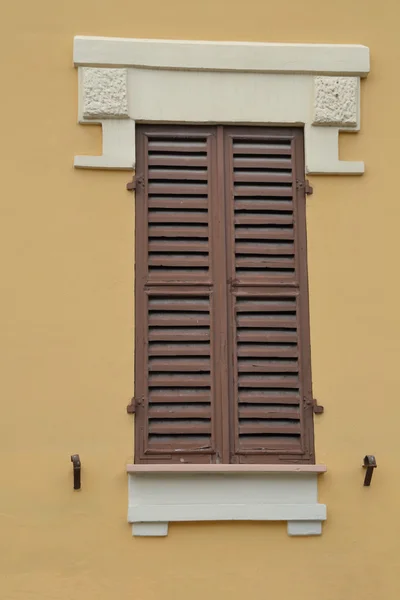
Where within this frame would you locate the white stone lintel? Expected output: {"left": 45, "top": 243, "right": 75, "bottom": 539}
{"left": 74, "top": 37, "right": 369, "bottom": 174}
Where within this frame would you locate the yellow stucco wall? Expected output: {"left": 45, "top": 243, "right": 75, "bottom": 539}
{"left": 1, "top": 1, "right": 399, "bottom": 598}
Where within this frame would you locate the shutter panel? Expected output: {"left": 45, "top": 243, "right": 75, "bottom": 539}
{"left": 224, "top": 127, "right": 314, "bottom": 463}
{"left": 134, "top": 126, "right": 225, "bottom": 463}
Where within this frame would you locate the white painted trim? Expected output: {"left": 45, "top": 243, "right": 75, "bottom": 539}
{"left": 128, "top": 472, "right": 326, "bottom": 537}
{"left": 74, "top": 119, "right": 135, "bottom": 170}
{"left": 127, "top": 463, "right": 327, "bottom": 474}
{"left": 73, "top": 36, "right": 370, "bottom": 175}
{"left": 288, "top": 520, "right": 322, "bottom": 536}
{"left": 74, "top": 36, "right": 370, "bottom": 76}
{"left": 132, "top": 523, "right": 168, "bottom": 537}
{"left": 130, "top": 502, "right": 326, "bottom": 522}
{"left": 305, "top": 125, "right": 364, "bottom": 174}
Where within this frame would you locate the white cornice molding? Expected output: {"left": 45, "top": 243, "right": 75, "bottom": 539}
{"left": 73, "top": 36, "right": 370, "bottom": 174}
{"left": 74, "top": 36, "right": 370, "bottom": 76}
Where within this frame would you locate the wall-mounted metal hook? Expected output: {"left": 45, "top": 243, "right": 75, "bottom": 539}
{"left": 363, "top": 455, "right": 377, "bottom": 486}
{"left": 70, "top": 454, "right": 81, "bottom": 490}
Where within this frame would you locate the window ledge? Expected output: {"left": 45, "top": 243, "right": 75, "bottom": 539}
{"left": 127, "top": 464, "right": 327, "bottom": 537}
{"left": 127, "top": 463, "right": 326, "bottom": 474}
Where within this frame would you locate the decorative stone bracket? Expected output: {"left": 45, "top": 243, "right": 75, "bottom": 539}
{"left": 73, "top": 36, "right": 369, "bottom": 175}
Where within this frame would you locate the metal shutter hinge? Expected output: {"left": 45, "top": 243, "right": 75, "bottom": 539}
{"left": 304, "top": 397, "right": 324, "bottom": 414}
{"left": 296, "top": 179, "right": 313, "bottom": 195}
{"left": 126, "top": 175, "right": 144, "bottom": 191}
{"left": 126, "top": 396, "right": 144, "bottom": 414}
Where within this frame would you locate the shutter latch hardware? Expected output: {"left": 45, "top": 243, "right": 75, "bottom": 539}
{"left": 126, "top": 175, "right": 144, "bottom": 191}
{"left": 126, "top": 396, "right": 144, "bottom": 414}
{"left": 296, "top": 179, "right": 313, "bottom": 196}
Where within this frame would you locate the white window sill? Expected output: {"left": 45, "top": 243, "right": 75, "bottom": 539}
{"left": 127, "top": 464, "right": 327, "bottom": 537}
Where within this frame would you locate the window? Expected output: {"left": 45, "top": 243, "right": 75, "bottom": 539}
{"left": 133, "top": 124, "right": 314, "bottom": 465}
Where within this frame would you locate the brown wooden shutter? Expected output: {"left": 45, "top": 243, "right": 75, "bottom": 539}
{"left": 134, "top": 125, "right": 228, "bottom": 463}
{"left": 224, "top": 127, "right": 315, "bottom": 464}
{"left": 134, "top": 124, "right": 315, "bottom": 465}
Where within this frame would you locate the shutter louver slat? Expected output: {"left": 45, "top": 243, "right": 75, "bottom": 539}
{"left": 148, "top": 225, "right": 208, "bottom": 238}
{"left": 149, "top": 168, "right": 209, "bottom": 181}
{"left": 233, "top": 157, "right": 292, "bottom": 169}
{"left": 148, "top": 198, "right": 209, "bottom": 209}
{"left": 232, "top": 142, "right": 292, "bottom": 155}
{"left": 234, "top": 186, "right": 293, "bottom": 198}
{"left": 235, "top": 200, "right": 293, "bottom": 211}
{"left": 148, "top": 155, "right": 208, "bottom": 167}
{"left": 234, "top": 171, "right": 293, "bottom": 183}
{"left": 148, "top": 211, "right": 209, "bottom": 223}
{"left": 235, "top": 228, "right": 294, "bottom": 240}
{"left": 147, "top": 140, "right": 208, "bottom": 153}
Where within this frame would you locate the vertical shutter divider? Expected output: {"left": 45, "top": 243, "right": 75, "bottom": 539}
{"left": 210, "top": 126, "right": 230, "bottom": 463}
{"left": 223, "top": 130, "right": 239, "bottom": 463}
